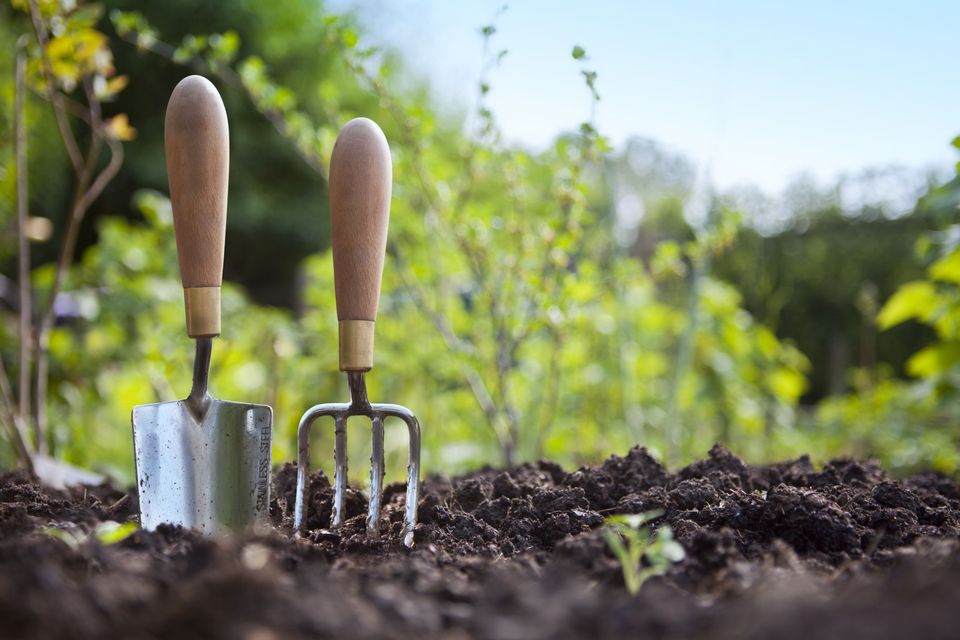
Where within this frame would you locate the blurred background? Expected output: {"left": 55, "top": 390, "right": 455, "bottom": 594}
{"left": 2, "top": 0, "right": 960, "bottom": 484}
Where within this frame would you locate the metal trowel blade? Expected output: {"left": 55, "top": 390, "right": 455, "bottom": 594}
{"left": 132, "top": 397, "right": 272, "bottom": 534}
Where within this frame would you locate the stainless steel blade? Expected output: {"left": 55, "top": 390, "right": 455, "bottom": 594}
{"left": 132, "top": 398, "right": 272, "bottom": 534}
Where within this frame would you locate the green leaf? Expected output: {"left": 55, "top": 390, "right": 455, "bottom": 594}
{"left": 906, "top": 342, "right": 960, "bottom": 377}
{"left": 134, "top": 189, "right": 173, "bottom": 228}
{"left": 41, "top": 526, "right": 82, "bottom": 549}
{"left": 94, "top": 521, "right": 139, "bottom": 545}
{"left": 768, "top": 367, "right": 806, "bottom": 402}
{"left": 930, "top": 249, "right": 960, "bottom": 284}
{"left": 660, "top": 537, "right": 686, "bottom": 563}
{"left": 581, "top": 70, "right": 600, "bottom": 100}
{"left": 571, "top": 45, "right": 586, "bottom": 60}
{"left": 341, "top": 28, "right": 359, "bottom": 48}
{"left": 877, "top": 281, "right": 937, "bottom": 330}
{"left": 209, "top": 30, "right": 240, "bottom": 63}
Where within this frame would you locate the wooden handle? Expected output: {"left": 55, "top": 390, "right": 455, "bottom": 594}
{"left": 329, "top": 117, "right": 392, "bottom": 371}
{"left": 164, "top": 75, "right": 229, "bottom": 338}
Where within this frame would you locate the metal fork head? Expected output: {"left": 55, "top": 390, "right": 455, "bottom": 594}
{"left": 294, "top": 372, "right": 421, "bottom": 547}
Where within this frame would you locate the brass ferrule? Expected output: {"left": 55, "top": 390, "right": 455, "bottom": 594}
{"left": 184, "top": 287, "right": 221, "bottom": 338}
{"left": 339, "top": 320, "right": 375, "bottom": 372}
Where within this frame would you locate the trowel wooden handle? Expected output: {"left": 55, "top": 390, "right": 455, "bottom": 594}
{"left": 329, "top": 117, "right": 392, "bottom": 371}
{"left": 165, "top": 75, "right": 229, "bottom": 338}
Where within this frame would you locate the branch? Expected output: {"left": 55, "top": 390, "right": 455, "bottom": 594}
{"left": 389, "top": 246, "right": 476, "bottom": 357}
{"left": 75, "top": 138, "right": 124, "bottom": 214}
{"left": 27, "top": 87, "right": 94, "bottom": 125}
{"left": 27, "top": 0, "right": 84, "bottom": 175}
{"left": 532, "top": 329, "right": 563, "bottom": 457}
{"left": 34, "top": 137, "right": 122, "bottom": 448}
{"left": 463, "top": 369, "right": 509, "bottom": 453}
{"left": 36, "top": 135, "right": 102, "bottom": 333}
{"left": 0, "top": 357, "right": 35, "bottom": 472}
{"left": 389, "top": 246, "right": 514, "bottom": 451}
{"left": 15, "top": 50, "right": 33, "bottom": 452}
{"left": 113, "top": 29, "right": 326, "bottom": 176}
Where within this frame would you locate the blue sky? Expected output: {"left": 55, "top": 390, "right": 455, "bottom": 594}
{"left": 333, "top": 1, "right": 960, "bottom": 193}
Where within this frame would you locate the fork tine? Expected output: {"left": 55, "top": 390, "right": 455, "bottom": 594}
{"left": 367, "top": 415, "right": 385, "bottom": 537}
{"left": 294, "top": 404, "right": 334, "bottom": 531}
{"left": 400, "top": 412, "right": 421, "bottom": 548}
{"left": 294, "top": 409, "right": 312, "bottom": 530}
{"left": 331, "top": 415, "right": 348, "bottom": 528}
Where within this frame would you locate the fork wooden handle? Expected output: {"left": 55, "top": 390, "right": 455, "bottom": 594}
{"left": 165, "top": 75, "right": 229, "bottom": 338}
{"left": 329, "top": 117, "right": 392, "bottom": 371}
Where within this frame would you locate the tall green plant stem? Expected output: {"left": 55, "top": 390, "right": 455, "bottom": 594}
{"left": 666, "top": 199, "right": 718, "bottom": 463}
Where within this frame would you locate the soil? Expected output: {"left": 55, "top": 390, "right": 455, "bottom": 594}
{"left": 1, "top": 444, "right": 959, "bottom": 639}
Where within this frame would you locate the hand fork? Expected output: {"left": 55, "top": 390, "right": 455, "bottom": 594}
{"left": 293, "top": 118, "right": 421, "bottom": 547}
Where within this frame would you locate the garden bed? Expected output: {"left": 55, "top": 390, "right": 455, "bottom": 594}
{"left": 1, "top": 445, "right": 959, "bottom": 639}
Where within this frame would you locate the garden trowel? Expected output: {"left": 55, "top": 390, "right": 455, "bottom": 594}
{"left": 132, "top": 75, "right": 273, "bottom": 534}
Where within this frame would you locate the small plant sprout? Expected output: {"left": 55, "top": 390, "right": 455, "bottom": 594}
{"left": 603, "top": 510, "right": 685, "bottom": 594}
{"left": 41, "top": 521, "right": 139, "bottom": 550}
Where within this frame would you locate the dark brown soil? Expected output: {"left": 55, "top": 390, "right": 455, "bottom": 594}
{"left": 2, "top": 444, "right": 959, "bottom": 639}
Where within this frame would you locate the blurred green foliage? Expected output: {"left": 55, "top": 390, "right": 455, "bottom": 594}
{"left": 0, "top": 0, "right": 957, "bottom": 482}
{"left": 802, "top": 159, "right": 960, "bottom": 475}
{"left": 714, "top": 198, "right": 940, "bottom": 401}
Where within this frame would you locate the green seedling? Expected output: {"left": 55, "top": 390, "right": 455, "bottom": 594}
{"left": 603, "top": 510, "right": 685, "bottom": 594}
{"left": 41, "top": 521, "right": 139, "bottom": 549}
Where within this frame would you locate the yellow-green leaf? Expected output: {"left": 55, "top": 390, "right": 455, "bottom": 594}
{"left": 94, "top": 521, "right": 139, "bottom": 545}
{"left": 877, "top": 281, "right": 937, "bottom": 330}
{"left": 768, "top": 367, "right": 807, "bottom": 402}
{"left": 906, "top": 342, "right": 960, "bottom": 377}
{"left": 930, "top": 249, "right": 960, "bottom": 284}
{"left": 104, "top": 74, "right": 129, "bottom": 97}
